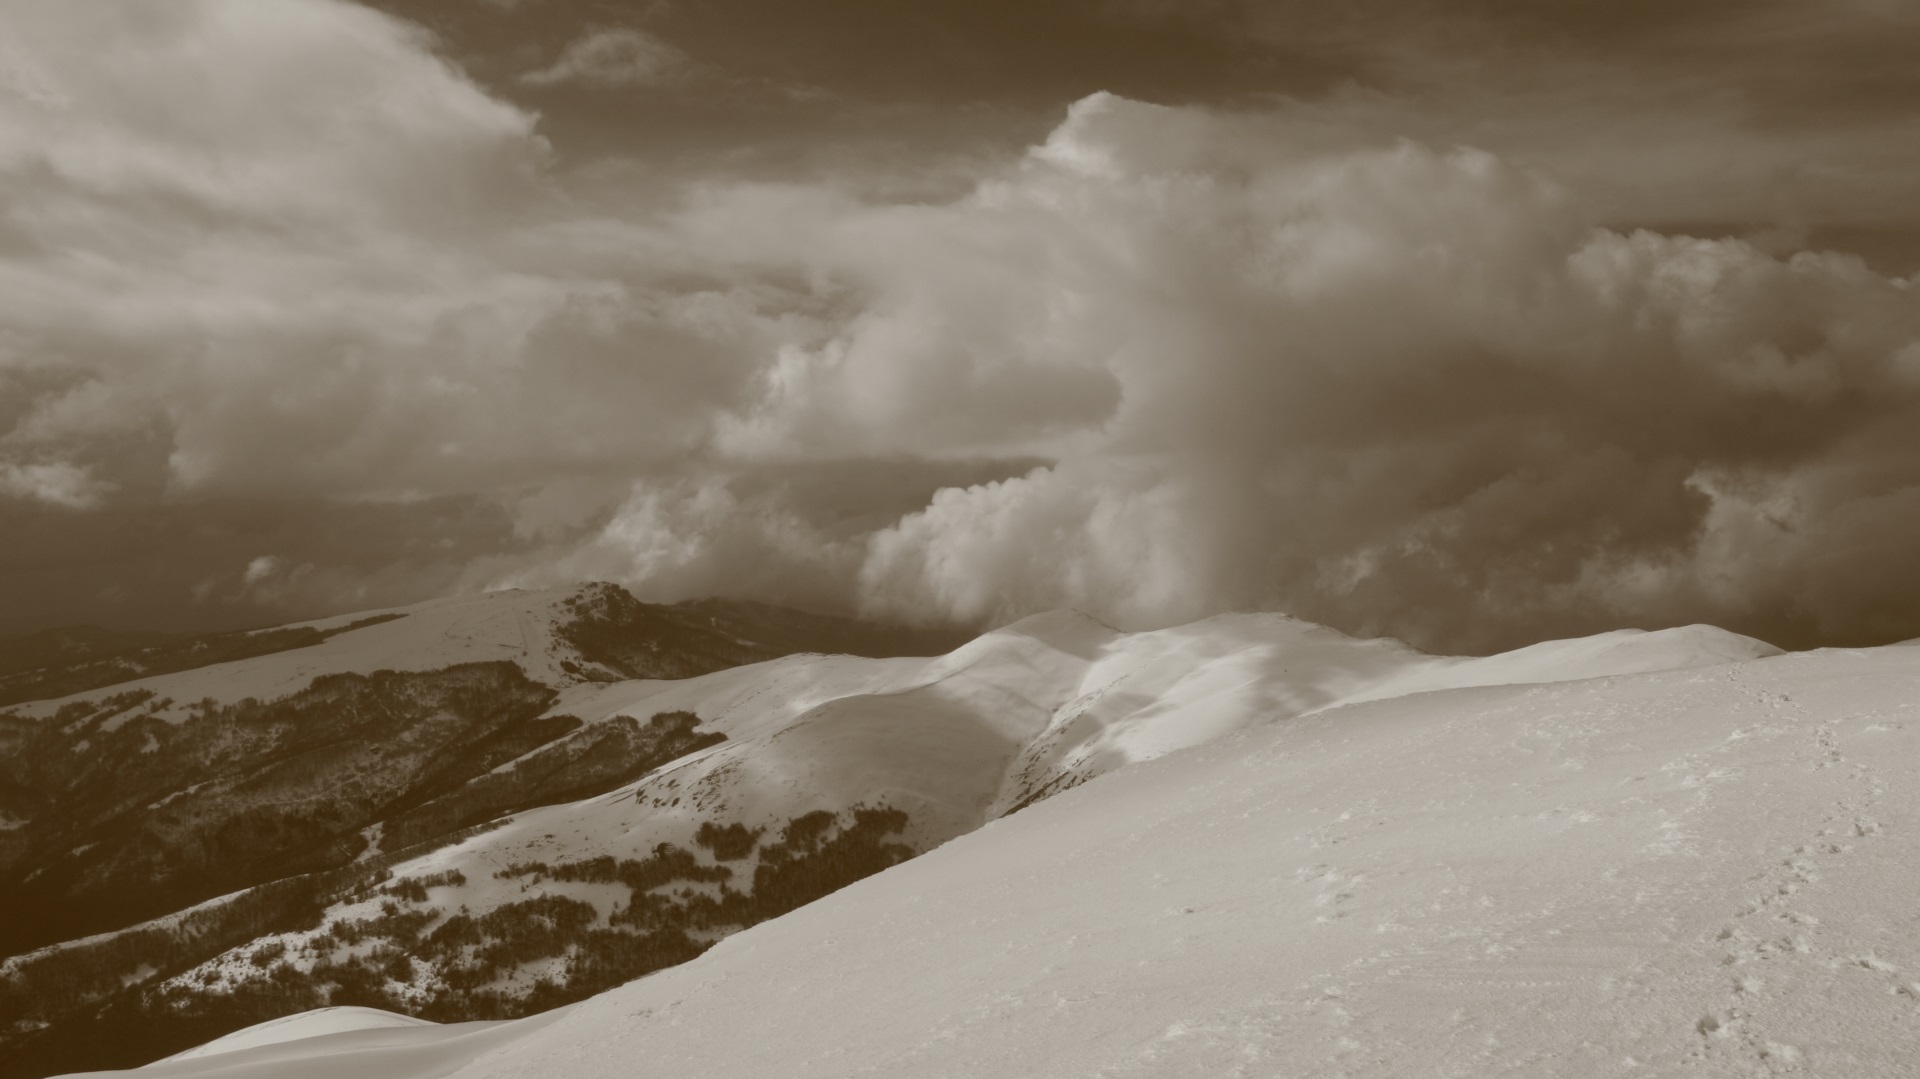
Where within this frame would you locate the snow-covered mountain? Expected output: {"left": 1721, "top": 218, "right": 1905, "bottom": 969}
{"left": 2, "top": 589, "right": 1801, "bottom": 1076}
{"left": 73, "top": 632, "right": 1920, "bottom": 1079}
{"left": 0, "top": 585, "right": 967, "bottom": 1075}
{"left": 333, "top": 610, "right": 1780, "bottom": 931}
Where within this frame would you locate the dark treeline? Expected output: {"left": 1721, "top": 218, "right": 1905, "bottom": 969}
{"left": 0, "top": 818, "right": 500, "bottom": 1078}
{"left": 378, "top": 710, "right": 722, "bottom": 852}
{"left": 0, "top": 662, "right": 558, "bottom": 956}
{"left": 0, "top": 804, "right": 915, "bottom": 1078}
{"left": 553, "top": 584, "right": 968, "bottom": 681}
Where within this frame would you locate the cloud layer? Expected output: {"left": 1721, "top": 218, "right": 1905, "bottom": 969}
{"left": 7, "top": 1, "right": 1920, "bottom": 650}
{"left": 522, "top": 28, "right": 690, "bottom": 88}
{"left": 627, "top": 94, "right": 1920, "bottom": 650}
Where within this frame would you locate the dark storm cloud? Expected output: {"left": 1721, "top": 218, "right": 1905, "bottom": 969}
{"left": 353, "top": 0, "right": 1349, "bottom": 197}
{"left": 0, "top": 495, "right": 521, "bottom": 635}
{"left": 8, "top": 0, "right": 1920, "bottom": 650}
{"left": 818, "top": 99, "right": 1920, "bottom": 650}
{"left": 369, "top": 0, "right": 1325, "bottom": 104}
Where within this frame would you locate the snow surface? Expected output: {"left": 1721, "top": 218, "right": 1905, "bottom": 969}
{"left": 365, "top": 611, "right": 1778, "bottom": 923}
{"left": 74, "top": 622, "right": 1920, "bottom": 1077}
{"left": 103, "top": 1010, "right": 545, "bottom": 1079}
{"left": 156, "top": 1007, "right": 439, "bottom": 1062}
{"left": 148, "top": 606, "right": 1781, "bottom": 995}
{"left": 12, "top": 589, "right": 583, "bottom": 721}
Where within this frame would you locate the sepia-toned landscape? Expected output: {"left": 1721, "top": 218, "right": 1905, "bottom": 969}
{"left": 5, "top": 2, "right": 1920, "bottom": 1076}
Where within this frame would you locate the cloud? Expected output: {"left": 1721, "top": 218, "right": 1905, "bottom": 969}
{"left": 9, "top": 3, "right": 1920, "bottom": 651}
{"left": 0, "top": 461, "right": 110, "bottom": 509}
{"left": 0, "top": 0, "right": 545, "bottom": 499}
{"left": 0, "top": 0, "right": 760, "bottom": 509}
{"left": 481, "top": 476, "right": 856, "bottom": 606}
{"left": 242, "top": 555, "right": 285, "bottom": 587}
{"left": 614, "top": 93, "right": 1920, "bottom": 650}
{"left": 522, "top": 28, "right": 691, "bottom": 88}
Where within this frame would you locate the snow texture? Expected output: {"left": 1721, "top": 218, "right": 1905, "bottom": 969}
{"left": 71, "top": 618, "right": 1920, "bottom": 1077}
{"left": 155, "top": 1007, "right": 441, "bottom": 1062}
{"left": 368, "top": 610, "right": 1778, "bottom": 920}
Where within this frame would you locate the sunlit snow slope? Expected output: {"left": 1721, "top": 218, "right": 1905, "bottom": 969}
{"left": 153, "top": 1007, "right": 440, "bottom": 1062}
{"left": 170, "top": 610, "right": 1777, "bottom": 1012}
{"left": 93, "top": 639, "right": 1920, "bottom": 1078}
{"left": 0, "top": 584, "right": 973, "bottom": 1076}
{"left": 423, "top": 611, "right": 1779, "bottom": 865}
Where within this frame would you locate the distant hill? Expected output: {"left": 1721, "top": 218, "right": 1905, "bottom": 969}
{"left": 0, "top": 585, "right": 967, "bottom": 711}
{"left": 0, "top": 626, "right": 174, "bottom": 679}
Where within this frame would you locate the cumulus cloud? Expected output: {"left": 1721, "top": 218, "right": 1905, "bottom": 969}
{"left": 0, "top": 0, "right": 763, "bottom": 508}
{"left": 242, "top": 555, "right": 286, "bottom": 587}
{"left": 578, "top": 93, "right": 1920, "bottom": 650}
{"left": 10, "top": 3, "right": 1920, "bottom": 650}
{"left": 522, "top": 28, "right": 691, "bottom": 88}
{"left": 480, "top": 476, "right": 857, "bottom": 607}
{"left": 0, "top": 461, "right": 110, "bottom": 510}
{"left": 0, "top": 0, "right": 758, "bottom": 627}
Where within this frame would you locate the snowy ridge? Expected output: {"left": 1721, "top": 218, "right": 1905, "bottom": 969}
{"left": 150, "top": 607, "right": 1778, "bottom": 1019}
{"left": 154, "top": 1007, "right": 439, "bottom": 1062}
{"left": 10, "top": 589, "right": 585, "bottom": 722}
{"left": 91, "top": 638, "right": 1920, "bottom": 1078}
{"left": 127, "top": 1010, "right": 547, "bottom": 1079}
{"left": 0, "top": 583, "right": 982, "bottom": 1073}
{"left": 437, "top": 610, "right": 1779, "bottom": 864}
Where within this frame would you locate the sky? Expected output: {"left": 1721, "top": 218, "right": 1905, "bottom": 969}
{"left": 4, "top": 0, "right": 1920, "bottom": 652}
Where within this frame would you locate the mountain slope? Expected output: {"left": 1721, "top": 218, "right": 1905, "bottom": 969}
{"left": 0, "top": 585, "right": 964, "bottom": 963}
{"left": 221, "top": 610, "right": 1773, "bottom": 953}
{"left": 0, "top": 584, "right": 967, "bottom": 722}
{"left": 99, "top": 639, "right": 1920, "bottom": 1079}
{"left": 4, "top": 601, "right": 1780, "bottom": 1076}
